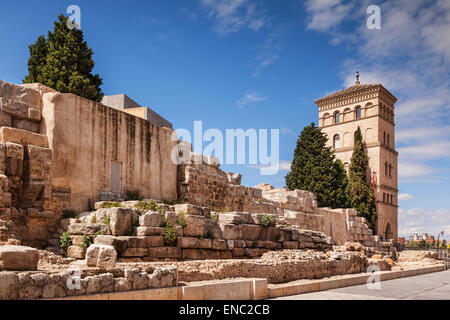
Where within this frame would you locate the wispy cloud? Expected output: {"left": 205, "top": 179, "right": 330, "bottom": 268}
{"left": 280, "top": 128, "right": 297, "bottom": 136}
{"left": 236, "top": 93, "right": 267, "bottom": 109}
{"left": 200, "top": 0, "right": 269, "bottom": 36}
{"left": 249, "top": 160, "right": 291, "bottom": 171}
{"left": 304, "top": 0, "right": 355, "bottom": 32}
{"left": 398, "top": 193, "right": 414, "bottom": 201}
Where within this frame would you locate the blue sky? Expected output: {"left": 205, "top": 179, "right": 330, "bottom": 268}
{"left": 1, "top": 0, "right": 449, "bottom": 239}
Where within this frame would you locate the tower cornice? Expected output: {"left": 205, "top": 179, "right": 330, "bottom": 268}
{"left": 315, "top": 84, "right": 397, "bottom": 111}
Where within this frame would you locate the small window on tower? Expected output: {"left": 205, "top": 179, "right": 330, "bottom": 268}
{"left": 389, "top": 165, "right": 392, "bottom": 177}
{"left": 387, "top": 134, "right": 390, "bottom": 147}
{"left": 355, "top": 107, "right": 361, "bottom": 119}
{"left": 333, "top": 134, "right": 340, "bottom": 149}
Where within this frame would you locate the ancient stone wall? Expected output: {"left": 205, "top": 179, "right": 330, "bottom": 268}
{"left": 0, "top": 265, "right": 177, "bottom": 300}
{"left": 42, "top": 91, "right": 177, "bottom": 211}
{"left": 0, "top": 81, "right": 60, "bottom": 247}
{"left": 64, "top": 203, "right": 333, "bottom": 262}
{"left": 177, "top": 154, "right": 378, "bottom": 246}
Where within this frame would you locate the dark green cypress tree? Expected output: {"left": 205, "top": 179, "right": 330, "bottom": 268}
{"left": 24, "top": 35, "right": 48, "bottom": 84}
{"left": 331, "top": 159, "right": 350, "bottom": 208}
{"left": 23, "top": 14, "right": 103, "bottom": 102}
{"left": 286, "top": 123, "right": 343, "bottom": 208}
{"left": 347, "top": 127, "right": 377, "bottom": 231}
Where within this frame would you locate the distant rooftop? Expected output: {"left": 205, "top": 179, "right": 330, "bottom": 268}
{"left": 101, "top": 94, "right": 173, "bottom": 129}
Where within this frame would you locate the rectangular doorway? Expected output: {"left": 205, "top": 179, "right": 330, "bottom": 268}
{"left": 111, "top": 161, "right": 122, "bottom": 193}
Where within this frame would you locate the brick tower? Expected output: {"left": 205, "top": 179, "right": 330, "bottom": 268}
{"left": 315, "top": 72, "right": 398, "bottom": 241}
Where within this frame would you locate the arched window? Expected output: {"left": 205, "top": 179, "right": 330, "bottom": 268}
{"left": 383, "top": 132, "right": 386, "bottom": 145}
{"left": 387, "top": 134, "right": 390, "bottom": 147}
{"left": 385, "top": 162, "right": 388, "bottom": 176}
{"left": 355, "top": 107, "right": 361, "bottom": 119}
{"left": 334, "top": 112, "right": 340, "bottom": 124}
{"left": 389, "top": 165, "right": 392, "bottom": 177}
{"left": 390, "top": 194, "right": 393, "bottom": 204}
{"left": 333, "top": 134, "right": 340, "bottom": 149}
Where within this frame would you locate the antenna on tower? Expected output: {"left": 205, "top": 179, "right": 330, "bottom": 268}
{"left": 355, "top": 71, "right": 360, "bottom": 85}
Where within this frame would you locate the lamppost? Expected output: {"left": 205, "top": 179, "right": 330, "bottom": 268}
{"left": 437, "top": 231, "right": 444, "bottom": 258}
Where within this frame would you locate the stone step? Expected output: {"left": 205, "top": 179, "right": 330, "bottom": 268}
{"left": 0, "top": 126, "right": 48, "bottom": 148}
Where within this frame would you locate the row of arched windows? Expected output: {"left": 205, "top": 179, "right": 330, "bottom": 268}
{"left": 332, "top": 106, "right": 362, "bottom": 124}
{"left": 323, "top": 105, "right": 366, "bottom": 126}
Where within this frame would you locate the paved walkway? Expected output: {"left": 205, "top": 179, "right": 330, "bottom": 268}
{"left": 273, "top": 270, "right": 450, "bottom": 300}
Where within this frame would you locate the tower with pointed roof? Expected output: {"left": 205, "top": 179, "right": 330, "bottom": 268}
{"left": 315, "top": 73, "right": 398, "bottom": 241}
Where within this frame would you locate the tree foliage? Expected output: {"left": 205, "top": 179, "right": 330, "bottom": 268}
{"left": 285, "top": 123, "right": 349, "bottom": 208}
{"left": 347, "top": 127, "right": 377, "bottom": 231}
{"left": 23, "top": 14, "right": 103, "bottom": 102}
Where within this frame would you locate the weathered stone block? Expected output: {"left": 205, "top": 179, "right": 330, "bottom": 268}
{"left": 218, "top": 213, "right": 242, "bottom": 224}
{"left": 0, "top": 98, "right": 29, "bottom": 119}
{"left": 282, "top": 241, "right": 299, "bottom": 249}
{"left": 67, "top": 245, "right": 86, "bottom": 259}
{"left": 5, "top": 142, "right": 23, "bottom": 176}
{"left": 260, "top": 226, "right": 278, "bottom": 242}
{"left": 28, "top": 108, "right": 41, "bottom": 122}
{"left": 94, "top": 235, "right": 128, "bottom": 252}
{"left": 239, "top": 224, "right": 261, "bottom": 241}
{"left": 0, "top": 245, "right": 39, "bottom": 271}
{"left": 0, "top": 110, "right": 11, "bottom": 127}
{"left": 121, "top": 247, "right": 148, "bottom": 257}
{"left": 136, "top": 226, "right": 165, "bottom": 236}
{"left": 140, "top": 236, "right": 164, "bottom": 247}
{"left": 148, "top": 247, "right": 181, "bottom": 259}
{"left": 12, "top": 119, "right": 39, "bottom": 133}
{"left": 85, "top": 244, "right": 117, "bottom": 268}
{"left": 220, "top": 224, "right": 240, "bottom": 240}
{"left": 177, "top": 237, "right": 199, "bottom": 248}
{"left": 198, "top": 238, "right": 212, "bottom": 249}
{"left": 182, "top": 248, "right": 198, "bottom": 259}
{"left": 68, "top": 223, "right": 110, "bottom": 235}
{"left": 139, "top": 211, "right": 163, "bottom": 227}
{"left": 0, "top": 272, "right": 19, "bottom": 300}
{"left": 174, "top": 203, "right": 203, "bottom": 216}
{"left": 184, "top": 215, "right": 206, "bottom": 237}
{"left": 212, "top": 239, "right": 227, "bottom": 251}
{"left": 205, "top": 219, "right": 222, "bottom": 239}
{"left": 106, "top": 207, "right": 133, "bottom": 236}
{"left": 0, "top": 127, "right": 48, "bottom": 148}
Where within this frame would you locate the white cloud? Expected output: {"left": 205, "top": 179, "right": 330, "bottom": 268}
{"left": 398, "top": 208, "right": 450, "bottom": 239}
{"left": 236, "top": 93, "right": 267, "bottom": 109}
{"left": 398, "top": 193, "right": 414, "bottom": 201}
{"left": 304, "top": 0, "right": 355, "bottom": 32}
{"left": 200, "top": 0, "right": 268, "bottom": 36}
{"left": 398, "top": 162, "right": 435, "bottom": 179}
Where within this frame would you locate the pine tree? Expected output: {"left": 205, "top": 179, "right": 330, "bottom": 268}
{"left": 23, "top": 14, "right": 103, "bottom": 102}
{"left": 285, "top": 123, "right": 348, "bottom": 208}
{"left": 347, "top": 127, "right": 377, "bottom": 231}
